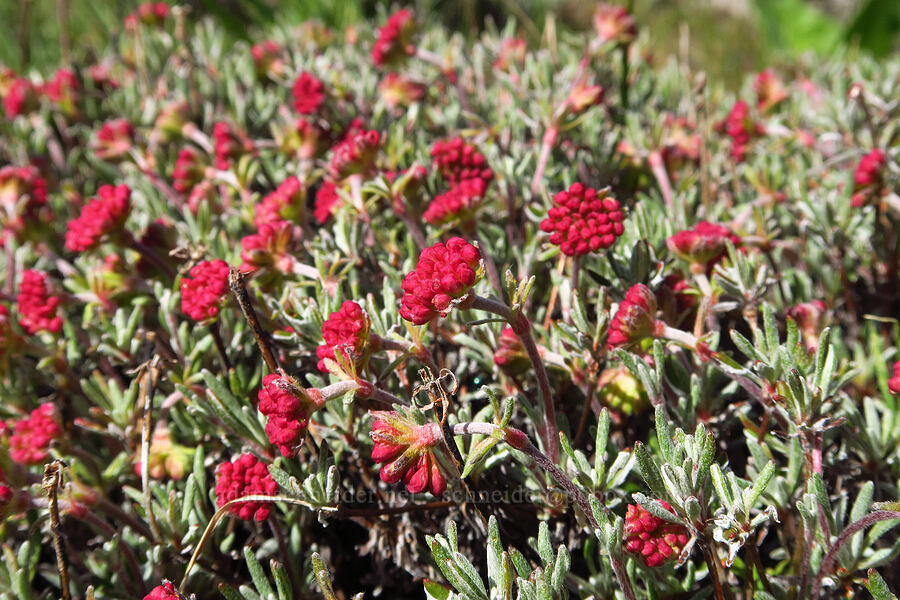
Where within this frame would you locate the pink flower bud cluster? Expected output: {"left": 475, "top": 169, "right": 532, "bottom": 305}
{"left": 593, "top": 4, "right": 637, "bottom": 45}
{"left": 256, "top": 176, "right": 304, "bottom": 226}
{"left": 252, "top": 41, "right": 284, "bottom": 79}
{"left": 370, "top": 411, "right": 446, "bottom": 496}
{"left": 17, "top": 269, "right": 63, "bottom": 334}
{"left": 240, "top": 220, "right": 295, "bottom": 274}
{"left": 65, "top": 184, "right": 131, "bottom": 252}
{"left": 213, "top": 122, "right": 254, "bottom": 170}
{"left": 608, "top": 283, "right": 662, "bottom": 350}
{"left": 0, "top": 165, "right": 48, "bottom": 243}
{"left": 125, "top": 2, "right": 169, "bottom": 31}
{"left": 753, "top": 69, "right": 788, "bottom": 113}
{"left": 430, "top": 137, "right": 494, "bottom": 187}
{"left": 316, "top": 300, "right": 370, "bottom": 372}
{"left": 43, "top": 68, "right": 79, "bottom": 109}
{"left": 3, "top": 77, "right": 38, "bottom": 118}
{"left": 540, "top": 183, "right": 625, "bottom": 256}
{"left": 493, "top": 326, "right": 530, "bottom": 376}
{"left": 667, "top": 221, "right": 740, "bottom": 273}
{"left": 378, "top": 73, "right": 426, "bottom": 109}
{"left": 624, "top": 501, "right": 690, "bottom": 567}
{"left": 423, "top": 178, "right": 487, "bottom": 226}
{"left": 722, "top": 100, "right": 764, "bottom": 163}
{"left": 180, "top": 259, "right": 230, "bottom": 321}
{"left": 292, "top": 72, "right": 326, "bottom": 115}
{"left": 214, "top": 453, "right": 278, "bottom": 521}
{"left": 314, "top": 180, "right": 340, "bottom": 224}
{"left": 851, "top": 149, "right": 885, "bottom": 208}
{"left": 173, "top": 146, "right": 206, "bottom": 194}
{"left": 329, "top": 128, "right": 381, "bottom": 180}
{"left": 93, "top": 119, "right": 135, "bottom": 161}
{"left": 372, "top": 9, "right": 417, "bottom": 67}
{"left": 257, "top": 374, "right": 314, "bottom": 457}
{"left": 399, "top": 237, "right": 481, "bottom": 325}
{"left": 9, "top": 403, "right": 62, "bottom": 465}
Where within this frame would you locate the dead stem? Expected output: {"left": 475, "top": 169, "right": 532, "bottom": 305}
{"left": 228, "top": 267, "right": 280, "bottom": 374}
{"left": 43, "top": 460, "right": 72, "bottom": 600}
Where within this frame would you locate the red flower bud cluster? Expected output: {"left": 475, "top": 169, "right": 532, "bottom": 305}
{"left": 608, "top": 283, "right": 662, "bottom": 350}
{"left": 624, "top": 501, "right": 690, "bottom": 567}
{"left": 215, "top": 454, "right": 278, "bottom": 521}
{"left": 93, "top": 119, "right": 135, "bottom": 161}
{"left": 314, "top": 180, "right": 340, "bottom": 224}
{"left": 851, "top": 149, "right": 885, "bottom": 208}
{"left": 180, "top": 259, "right": 230, "bottom": 321}
{"left": 125, "top": 2, "right": 169, "bottom": 31}
{"left": 423, "top": 178, "right": 487, "bottom": 226}
{"left": 566, "top": 83, "right": 604, "bottom": 115}
{"left": 0, "top": 165, "right": 48, "bottom": 244}
{"left": 240, "top": 220, "right": 296, "bottom": 274}
{"left": 17, "top": 269, "right": 63, "bottom": 334}
{"left": 888, "top": 362, "right": 900, "bottom": 396}
{"left": 330, "top": 128, "right": 381, "bottom": 180}
{"left": 65, "top": 184, "right": 131, "bottom": 252}
{"left": 292, "top": 72, "right": 326, "bottom": 115}
{"left": 753, "top": 69, "right": 788, "bottom": 113}
{"left": 399, "top": 237, "right": 481, "bottom": 325}
{"left": 316, "top": 300, "right": 370, "bottom": 373}
{"left": 667, "top": 221, "right": 740, "bottom": 273}
{"left": 43, "top": 68, "right": 79, "bottom": 111}
{"left": 430, "top": 137, "right": 494, "bottom": 187}
{"left": 143, "top": 582, "right": 179, "bottom": 600}
{"left": 9, "top": 403, "right": 62, "bottom": 465}
{"left": 213, "top": 122, "right": 254, "bottom": 170}
{"left": 593, "top": 4, "right": 637, "bottom": 45}
{"left": 722, "top": 100, "right": 763, "bottom": 162}
{"left": 494, "top": 38, "right": 527, "bottom": 71}
{"left": 173, "top": 146, "right": 206, "bottom": 194}
{"left": 87, "top": 63, "right": 118, "bottom": 92}
{"left": 252, "top": 41, "right": 284, "bottom": 80}
{"left": 540, "top": 183, "right": 625, "bottom": 256}
{"left": 256, "top": 176, "right": 304, "bottom": 226}
{"left": 372, "top": 9, "right": 417, "bottom": 67}
{"left": 257, "top": 374, "right": 316, "bottom": 457}
{"left": 3, "top": 78, "right": 38, "bottom": 119}
{"left": 370, "top": 411, "right": 446, "bottom": 496}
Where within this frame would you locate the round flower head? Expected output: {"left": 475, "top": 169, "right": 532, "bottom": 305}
{"left": 9, "top": 403, "right": 62, "bottom": 464}
{"left": 624, "top": 501, "right": 690, "bottom": 567}
{"left": 888, "top": 362, "right": 900, "bottom": 396}
{"left": 667, "top": 221, "right": 740, "bottom": 273}
{"left": 257, "top": 374, "right": 321, "bottom": 457}
{"left": 372, "top": 9, "right": 417, "bottom": 67}
{"left": 316, "top": 300, "right": 370, "bottom": 372}
{"left": 400, "top": 237, "right": 482, "bottom": 325}
{"left": 144, "top": 582, "right": 180, "bottom": 600}
{"left": 215, "top": 454, "right": 278, "bottom": 521}
{"left": 430, "top": 137, "right": 494, "bottom": 187}
{"left": 180, "top": 259, "right": 230, "bottom": 322}
{"left": 608, "top": 283, "right": 662, "bottom": 350}
{"left": 92, "top": 119, "right": 135, "bottom": 162}
{"left": 329, "top": 128, "right": 381, "bottom": 180}
{"left": 65, "top": 184, "right": 131, "bottom": 252}
{"left": 754, "top": 69, "right": 788, "bottom": 113}
{"left": 540, "top": 183, "right": 625, "bottom": 256}
{"left": 3, "top": 77, "right": 38, "bottom": 118}
{"left": 17, "top": 269, "right": 63, "bottom": 334}
{"left": 44, "top": 68, "right": 79, "bottom": 115}
{"left": 370, "top": 410, "right": 446, "bottom": 496}
{"left": 252, "top": 40, "right": 284, "bottom": 80}
{"left": 851, "top": 149, "right": 886, "bottom": 208}
{"left": 292, "top": 71, "right": 326, "bottom": 115}
{"left": 256, "top": 176, "right": 304, "bottom": 226}
{"left": 423, "top": 178, "right": 487, "bottom": 226}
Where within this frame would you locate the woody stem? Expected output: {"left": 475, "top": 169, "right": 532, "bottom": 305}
{"left": 228, "top": 267, "right": 280, "bottom": 374}
{"left": 469, "top": 295, "right": 559, "bottom": 463}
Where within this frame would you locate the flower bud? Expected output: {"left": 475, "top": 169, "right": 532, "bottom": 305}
{"left": 597, "top": 365, "right": 650, "bottom": 417}
{"left": 400, "top": 237, "right": 482, "bottom": 325}
{"left": 372, "top": 9, "right": 417, "bottom": 68}
{"left": 540, "top": 183, "right": 625, "bottom": 256}
{"left": 316, "top": 300, "right": 370, "bottom": 373}
{"left": 608, "top": 283, "right": 662, "bottom": 350}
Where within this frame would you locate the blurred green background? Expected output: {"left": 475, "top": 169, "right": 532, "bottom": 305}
{"left": 2, "top": 0, "right": 899, "bottom": 86}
